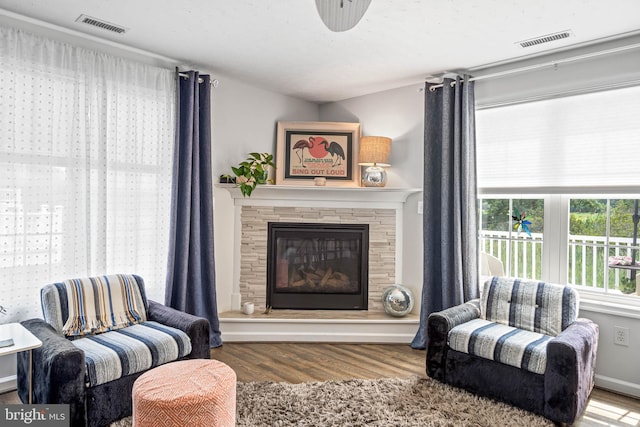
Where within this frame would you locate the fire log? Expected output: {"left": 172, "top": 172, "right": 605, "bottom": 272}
{"left": 291, "top": 279, "right": 306, "bottom": 287}
{"left": 319, "top": 267, "right": 333, "bottom": 287}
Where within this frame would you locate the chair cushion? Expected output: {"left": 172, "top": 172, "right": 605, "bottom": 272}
{"left": 449, "top": 318, "right": 551, "bottom": 374}
{"left": 71, "top": 321, "right": 192, "bottom": 387}
{"left": 42, "top": 274, "right": 148, "bottom": 337}
{"left": 480, "top": 276, "right": 578, "bottom": 336}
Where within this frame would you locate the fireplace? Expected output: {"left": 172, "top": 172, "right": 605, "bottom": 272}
{"left": 266, "top": 222, "right": 369, "bottom": 310}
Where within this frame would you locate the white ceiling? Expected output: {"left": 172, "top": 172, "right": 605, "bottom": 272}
{"left": 1, "top": 0, "right": 639, "bottom": 103}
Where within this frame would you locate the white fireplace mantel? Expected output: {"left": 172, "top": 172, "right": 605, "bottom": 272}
{"left": 217, "top": 183, "right": 423, "bottom": 342}
{"left": 217, "top": 184, "right": 422, "bottom": 208}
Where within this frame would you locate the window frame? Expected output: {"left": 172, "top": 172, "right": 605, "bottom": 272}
{"left": 478, "top": 195, "right": 545, "bottom": 280}
{"left": 479, "top": 191, "right": 640, "bottom": 316}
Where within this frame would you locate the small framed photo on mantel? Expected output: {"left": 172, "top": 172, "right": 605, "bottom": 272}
{"left": 275, "top": 121, "right": 360, "bottom": 187}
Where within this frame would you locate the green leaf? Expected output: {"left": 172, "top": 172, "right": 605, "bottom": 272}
{"left": 229, "top": 152, "right": 276, "bottom": 197}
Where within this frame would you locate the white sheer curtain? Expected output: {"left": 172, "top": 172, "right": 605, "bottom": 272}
{"left": 0, "top": 25, "right": 175, "bottom": 322}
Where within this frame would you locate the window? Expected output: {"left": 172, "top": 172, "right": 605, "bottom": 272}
{"left": 476, "top": 84, "right": 640, "bottom": 303}
{"left": 569, "top": 198, "right": 639, "bottom": 296}
{"left": 0, "top": 26, "right": 175, "bottom": 321}
{"left": 480, "top": 198, "right": 544, "bottom": 280}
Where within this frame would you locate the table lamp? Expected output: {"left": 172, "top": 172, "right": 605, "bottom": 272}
{"left": 358, "top": 136, "right": 391, "bottom": 187}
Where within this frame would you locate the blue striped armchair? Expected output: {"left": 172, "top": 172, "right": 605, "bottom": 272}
{"left": 17, "top": 274, "right": 210, "bottom": 427}
{"left": 426, "top": 276, "right": 599, "bottom": 424}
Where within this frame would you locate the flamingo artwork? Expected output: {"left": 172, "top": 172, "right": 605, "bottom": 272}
{"left": 317, "top": 140, "right": 345, "bottom": 167}
{"left": 292, "top": 138, "right": 314, "bottom": 167}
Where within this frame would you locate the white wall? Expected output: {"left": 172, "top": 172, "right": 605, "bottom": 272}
{"left": 319, "top": 85, "right": 424, "bottom": 189}
{"left": 211, "top": 73, "right": 320, "bottom": 312}
{"left": 580, "top": 308, "right": 640, "bottom": 397}
{"left": 319, "top": 84, "right": 425, "bottom": 302}
{"left": 210, "top": 74, "right": 320, "bottom": 179}
{"left": 474, "top": 33, "right": 640, "bottom": 109}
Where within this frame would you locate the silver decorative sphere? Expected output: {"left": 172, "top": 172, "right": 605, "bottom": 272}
{"left": 382, "top": 285, "right": 414, "bottom": 317}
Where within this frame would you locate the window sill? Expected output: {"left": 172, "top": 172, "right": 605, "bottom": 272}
{"left": 577, "top": 289, "right": 640, "bottom": 320}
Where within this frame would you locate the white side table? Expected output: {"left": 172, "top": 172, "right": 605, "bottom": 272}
{"left": 0, "top": 323, "right": 42, "bottom": 404}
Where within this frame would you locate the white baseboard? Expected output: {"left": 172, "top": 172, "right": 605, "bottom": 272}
{"left": 0, "top": 375, "right": 17, "bottom": 394}
{"left": 595, "top": 374, "right": 640, "bottom": 398}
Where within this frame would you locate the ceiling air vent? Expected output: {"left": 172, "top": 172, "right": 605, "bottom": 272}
{"left": 76, "top": 14, "right": 128, "bottom": 34}
{"left": 517, "top": 30, "right": 572, "bottom": 48}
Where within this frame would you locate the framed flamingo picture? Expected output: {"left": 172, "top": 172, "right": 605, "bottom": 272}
{"left": 275, "top": 121, "right": 360, "bottom": 186}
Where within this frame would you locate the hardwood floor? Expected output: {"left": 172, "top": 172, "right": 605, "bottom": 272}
{"left": 210, "top": 342, "right": 425, "bottom": 383}
{"left": 1, "top": 343, "right": 639, "bottom": 426}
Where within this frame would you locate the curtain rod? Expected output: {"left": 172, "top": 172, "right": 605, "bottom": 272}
{"left": 178, "top": 72, "right": 219, "bottom": 88}
{"left": 427, "top": 41, "right": 640, "bottom": 91}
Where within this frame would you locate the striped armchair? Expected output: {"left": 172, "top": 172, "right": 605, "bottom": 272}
{"left": 426, "top": 277, "right": 599, "bottom": 425}
{"left": 17, "top": 274, "right": 210, "bottom": 427}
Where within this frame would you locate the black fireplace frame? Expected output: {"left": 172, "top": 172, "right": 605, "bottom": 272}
{"left": 266, "top": 222, "right": 369, "bottom": 310}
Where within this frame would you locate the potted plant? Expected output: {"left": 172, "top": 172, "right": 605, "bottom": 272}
{"left": 231, "top": 152, "right": 275, "bottom": 197}
{"left": 619, "top": 275, "right": 638, "bottom": 294}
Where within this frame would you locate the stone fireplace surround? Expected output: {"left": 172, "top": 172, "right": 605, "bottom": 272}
{"left": 218, "top": 185, "right": 422, "bottom": 343}
{"left": 241, "top": 205, "right": 393, "bottom": 312}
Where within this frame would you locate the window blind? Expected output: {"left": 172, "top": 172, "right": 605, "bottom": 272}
{"left": 476, "top": 85, "right": 640, "bottom": 191}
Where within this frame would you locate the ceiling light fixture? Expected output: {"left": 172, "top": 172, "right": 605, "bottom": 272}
{"left": 315, "top": 0, "right": 372, "bottom": 32}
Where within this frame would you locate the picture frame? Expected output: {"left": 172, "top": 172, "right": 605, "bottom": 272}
{"left": 275, "top": 121, "right": 361, "bottom": 186}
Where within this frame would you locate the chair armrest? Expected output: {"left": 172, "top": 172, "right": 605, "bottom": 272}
{"left": 426, "top": 299, "right": 481, "bottom": 381}
{"left": 17, "top": 319, "right": 86, "bottom": 425}
{"left": 147, "top": 300, "right": 210, "bottom": 359}
{"left": 545, "top": 318, "right": 599, "bottom": 425}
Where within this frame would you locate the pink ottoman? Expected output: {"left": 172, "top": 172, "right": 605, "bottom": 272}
{"left": 132, "top": 359, "right": 236, "bottom": 427}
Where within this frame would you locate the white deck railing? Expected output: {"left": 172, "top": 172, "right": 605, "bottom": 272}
{"left": 480, "top": 230, "right": 638, "bottom": 292}
{"left": 480, "top": 231, "right": 544, "bottom": 280}
{"left": 568, "top": 234, "right": 638, "bottom": 290}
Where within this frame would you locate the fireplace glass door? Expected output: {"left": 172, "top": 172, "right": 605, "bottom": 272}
{"left": 267, "top": 222, "right": 369, "bottom": 310}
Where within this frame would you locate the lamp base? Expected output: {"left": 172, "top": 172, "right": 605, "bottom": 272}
{"left": 361, "top": 166, "right": 387, "bottom": 187}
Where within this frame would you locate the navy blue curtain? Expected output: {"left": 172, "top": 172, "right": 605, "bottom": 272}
{"left": 411, "top": 76, "right": 479, "bottom": 349}
{"left": 165, "top": 70, "right": 222, "bottom": 347}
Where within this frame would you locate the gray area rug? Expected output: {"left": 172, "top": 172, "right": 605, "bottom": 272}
{"left": 111, "top": 376, "right": 553, "bottom": 426}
